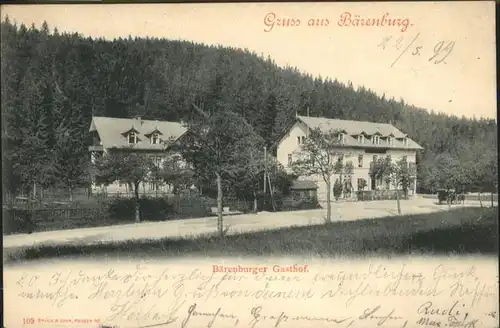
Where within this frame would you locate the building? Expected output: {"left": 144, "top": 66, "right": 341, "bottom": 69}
{"left": 274, "top": 115, "right": 423, "bottom": 202}
{"left": 88, "top": 116, "right": 188, "bottom": 196}
{"left": 290, "top": 180, "right": 318, "bottom": 200}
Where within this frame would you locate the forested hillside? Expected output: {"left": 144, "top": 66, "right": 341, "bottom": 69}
{"left": 1, "top": 18, "right": 497, "bottom": 196}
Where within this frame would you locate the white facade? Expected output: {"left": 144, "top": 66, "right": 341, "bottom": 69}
{"left": 88, "top": 116, "right": 188, "bottom": 197}
{"left": 90, "top": 149, "right": 177, "bottom": 197}
{"left": 275, "top": 120, "right": 419, "bottom": 203}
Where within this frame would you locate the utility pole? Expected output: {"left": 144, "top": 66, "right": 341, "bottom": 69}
{"left": 263, "top": 146, "right": 267, "bottom": 194}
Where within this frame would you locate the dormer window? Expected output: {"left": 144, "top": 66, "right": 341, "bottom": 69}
{"left": 357, "top": 134, "right": 365, "bottom": 144}
{"left": 403, "top": 137, "right": 408, "bottom": 146}
{"left": 372, "top": 135, "right": 380, "bottom": 145}
{"left": 151, "top": 133, "right": 160, "bottom": 145}
{"left": 145, "top": 128, "right": 163, "bottom": 145}
{"left": 388, "top": 136, "right": 394, "bottom": 146}
{"left": 128, "top": 131, "right": 137, "bottom": 144}
{"left": 338, "top": 133, "right": 345, "bottom": 143}
{"left": 122, "top": 127, "right": 140, "bottom": 145}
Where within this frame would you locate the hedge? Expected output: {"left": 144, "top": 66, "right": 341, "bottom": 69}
{"left": 356, "top": 190, "right": 408, "bottom": 201}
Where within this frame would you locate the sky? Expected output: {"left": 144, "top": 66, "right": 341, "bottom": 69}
{"left": 2, "top": 1, "right": 496, "bottom": 119}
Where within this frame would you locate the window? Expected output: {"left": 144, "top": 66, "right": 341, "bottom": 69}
{"left": 357, "top": 178, "right": 366, "bottom": 191}
{"left": 403, "top": 137, "right": 408, "bottom": 146}
{"left": 346, "top": 160, "right": 353, "bottom": 171}
{"left": 357, "top": 135, "right": 364, "bottom": 144}
{"left": 297, "top": 137, "right": 301, "bottom": 145}
{"left": 409, "top": 162, "right": 417, "bottom": 175}
{"left": 338, "top": 133, "right": 345, "bottom": 143}
{"left": 288, "top": 154, "right": 293, "bottom": 166}
{"left": 301, "top": 136, "right": 306, "bottom": 144}
{"left": 155, "top": 156, "right": 162, "bottom": 167}
{"left": 372, "top": 135, "right": 380, "bottom": 145}
{"left": 151, "top": 133, "right": 160, "bottom": 145}
{"left": 403, "top": 155, "right": 408, "bottom": 162}
{"left": 388, "top": 137, "right": 394, "bottom": 146}
{"left": 128, "top": 132, "right": 137, "bottom": 144}
{"left": 358, "top": 154, "right": 363, "bottom": 168}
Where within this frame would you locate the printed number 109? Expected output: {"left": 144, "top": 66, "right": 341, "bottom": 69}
{"left": 23, "top": 318, "right": 35, "bottom": 324}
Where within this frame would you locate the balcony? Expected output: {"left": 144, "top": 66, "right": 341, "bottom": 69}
{"left": 88, "top": 145, "right": 104, "bottom": 152}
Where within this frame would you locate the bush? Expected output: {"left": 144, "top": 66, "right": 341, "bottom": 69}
{"left": 107, "top": 196, "right": 212, "bottom": 221}
{"left": 3, "top": 207, "right": 35, "bottom": 234}
{"left": 281, "top": 194, "right": 321, "bottom": 211}
{"left": 174, "top": 196, "right": 213, "bottom": 218}
{"left": 333, "top": 180, "right": 343, "bottom": 200}
{"left": 295, "top": 195, "right": 321, "bottom": 210}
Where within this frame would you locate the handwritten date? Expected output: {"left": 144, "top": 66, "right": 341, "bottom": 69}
{"left": 378, "top": 34, "right": 455, "bottom": 67}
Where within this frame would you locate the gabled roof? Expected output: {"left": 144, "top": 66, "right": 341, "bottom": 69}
{"left": 297, "top": 115, "right": 405, "bottom": 137}
{"left": 291, "top": 115, "right": 423, "bottom": 150}
{"left": 89, "top": 116, "right": 187, "bottom": 150}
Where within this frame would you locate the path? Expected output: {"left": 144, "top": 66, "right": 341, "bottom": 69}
{"left": 3, "top": 197, "right": 489, "bottom": 250}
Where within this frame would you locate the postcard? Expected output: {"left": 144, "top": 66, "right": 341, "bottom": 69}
{"left": 2, "top": 2, "right": 498, "bottom": 328}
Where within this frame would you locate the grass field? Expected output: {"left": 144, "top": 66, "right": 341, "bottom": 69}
{"left": 4, "top": 207, "right": 497, "bottom": 264}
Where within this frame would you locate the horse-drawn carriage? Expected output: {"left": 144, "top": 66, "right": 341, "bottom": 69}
{"left": 437, "top": 189, "right": 465, "bottom": 205}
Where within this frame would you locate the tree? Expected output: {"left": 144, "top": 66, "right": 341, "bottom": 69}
{"left": 357, "top": 178, "right": 367, "bottom": 191}
{"left": 427, "top": 154, "right": 464, "bottom": 193}
{"left": 53, "top": 136, "right": 89, "bottom": 202}
{"left": 291, "top": 127, "right": 347, "bottom": 222}
{"left": 51, "top": 96, "right": 89, "bottom": 201}
{"left": 94, "top": 149, "right": 158, "bottom": 222}
{"left": 179, "top": 106, "right": 262, "bottom": 237}
{"left": 233, "top": 151, "right": 295, "bottom": 212}
{"left": 157, "top": 151, "right": 195, "bottom": 196}
{"left": 232, "top": 146, "right": 267, "bottom": 212}
{"left": 370, "top": 157, "right": 413, "bottom": 215}
{"left": 333, "top": 179, "right": 343, "bottom": 201}
{"left": 470, "top": 151, "right": 498, "bottom": 207}
{"left": 342, "top": 161, "right": 354, "bottom": 198}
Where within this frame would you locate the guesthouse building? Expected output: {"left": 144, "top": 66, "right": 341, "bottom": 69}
{"left": 88, "top": 116, "right": 188, "bottom": 196}
{"left": 274, "top": 115, "right": 423, "bottom": 202}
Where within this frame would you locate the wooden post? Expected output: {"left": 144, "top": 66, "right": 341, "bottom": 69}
{"left": 263, "top": 146, "right": 267, "bottom": 194}
{"left": 267, "top": 174, "right": 275, "bottom": 211}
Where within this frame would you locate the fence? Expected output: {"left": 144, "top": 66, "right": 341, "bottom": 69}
{"left": 3, "top": 206, "right": 109, "bottom": 235}
{"left": 356, "top": 190, "right": 409, "bottom": 202}
{"left": 2, "top": 195, "right": 257, "bottom": 235}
